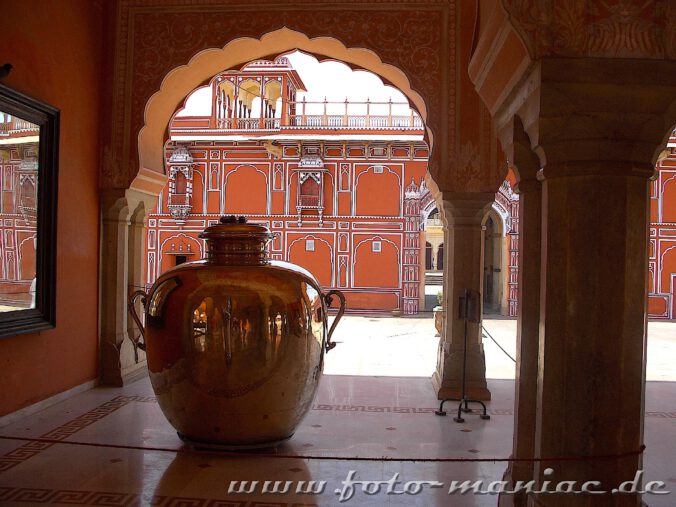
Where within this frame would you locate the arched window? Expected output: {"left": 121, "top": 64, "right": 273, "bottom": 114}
{"left": 175, "top": 172, "right": 187, "bottom": 195}
{"left": 20, "top": 178, "right": 36, "bottom": 211}
{"left": 299, "top": 175, "right": 320, "bottom": 207}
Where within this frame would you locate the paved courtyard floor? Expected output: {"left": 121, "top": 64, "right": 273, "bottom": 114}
{"left": 0, "top": 315, "right": 672, "bottom": 506}
{"left": 324, "top": 314, "right": 676, "bottom": 382}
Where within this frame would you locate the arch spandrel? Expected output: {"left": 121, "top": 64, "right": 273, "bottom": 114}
{"left": 137, "top": 29, "right": 433, "bottom": 184}
{"left": 106, "top": 2, "right": 455, "bottom": 191}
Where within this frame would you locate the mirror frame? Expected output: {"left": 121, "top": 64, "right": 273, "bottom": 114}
{"left": 0, "top": 83, "right": 59, "bottom": 338}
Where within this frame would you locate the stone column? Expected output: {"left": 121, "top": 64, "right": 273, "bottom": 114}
{"left": 100, "top": 190, "right": 132, "bottom": 386}
{"left": 528, "top": 161, "right": 652, "bottom": 507}
{"left": 432, "top": 192, "right": 494, "bottom": 400}
{"left": 499, "top": 121, "right": 543, "bottom": 507}
{"left": 100, "top": 188, "right": 154, "bottom": 386}
{"left": 123, "top": 203, "right": 148, "bottom": 380}
{"left": 419, "top": 229, "right": 427, "bottom": 309}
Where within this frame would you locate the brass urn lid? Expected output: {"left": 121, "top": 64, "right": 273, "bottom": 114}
{"left": 199, "top": 216, "right": 274, "bottom": 265}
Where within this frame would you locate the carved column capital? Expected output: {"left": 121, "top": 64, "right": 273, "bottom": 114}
{"left": 437, "top": 191, "right": 495, "bottom": 228}
{"left": 539, "top": 58, "right": 676, "bottom": 169}
{"left": 492, "top": 57, "right": 676, "bottom": 186}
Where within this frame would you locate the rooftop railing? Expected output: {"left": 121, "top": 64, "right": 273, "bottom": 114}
{"left": 177, "top": 98, "right": 425, "bottom": 133}
{"left": 0, "top": 119, "right": 38, "bottom": 135}
{"left": 286, "top": 99, "right": 423, "bottom": 130}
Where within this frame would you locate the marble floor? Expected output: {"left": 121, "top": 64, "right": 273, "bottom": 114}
{"left": 0, "top": 317, "right": 673, "bottom": 506}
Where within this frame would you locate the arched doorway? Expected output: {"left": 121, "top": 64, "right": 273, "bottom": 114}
{"left": 111, "top": 30, "right": 445, "bottom": 385}
{"left": 436, "top": 242, "right": 444, "bottom": 270}
{"left": 482, "top": 210, "right": 505, "bottom": 315}
{"left": 421, "top": 205, "right": 444, "bottom": 310}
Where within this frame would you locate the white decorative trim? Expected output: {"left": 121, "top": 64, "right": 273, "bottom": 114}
{"left": 658, "top": 244, "right": 676, "bottom": 292}
{"left": 287, "top": 234, "right": 335, "bottom": 285}
{"left": 351, "top": 234, "right": 401, "bottom": 289}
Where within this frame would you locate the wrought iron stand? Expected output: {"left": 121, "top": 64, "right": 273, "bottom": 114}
{"left": 435, "top": 289, "right": 490, "bottom": 423}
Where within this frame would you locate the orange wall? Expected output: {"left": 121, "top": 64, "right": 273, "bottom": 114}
{"left": 148, "top": 142, "right": 428, "bottom": 314}
{"left": 648, "top": 152, "right": 676, "bottom": 319}
{"left": 0, "top": 1, "right": 103, "bottom": 415}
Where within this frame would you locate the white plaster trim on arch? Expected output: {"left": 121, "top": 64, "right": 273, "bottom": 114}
{"left": 223, "top": 164, "right": 270, "bottom": 215}
{"left": 488, "top": 203, "right": 509, "bottom": 236}
{"left": 658, "top": 169, "right": 676, "bottom": 223}
{"left": 287, "top": 234, "right": 335, "bottom": 286}
{"left": 659, "top": 171, "right": 676, "bottom": 225}
{"left": 17, "top": 234, "right": 36, "bottom": 254}
{"left": 158, "top": 233, "right": 204, "bottom": 275}
{"left": 658, "top": 244, "right": 676, "bottom": 292}
{"left": 17, "top": 234, "right": 36, "bottom": 279}
{"left": 420, "top": 195, "right": 438, "bottom": 224}
{"left": 648, "top": 262, "right": 656, "bottom": 294}
{"left": 324, "top": 165, "right": 337, "bottom": 217}
{"left": 671, "top": 273, "right": 676, "bottom": 319}
{"left": 351, "top": 235, "right": 401, "bottom": 289}
{"left": 285, "top": 169, "right": 297, "bottom": 216}
{"left": 186, "top": 167, "right": 206, "bottom": 213}
{"left": 137, "top": 28, "right": 430, "bottom": 181}
{"left": 660, "top": 172, "right": 676, "bottom": 194}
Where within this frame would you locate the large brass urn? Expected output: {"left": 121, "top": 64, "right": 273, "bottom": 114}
{"left": 130, "top": 216, "right": 345, "bottom": 448}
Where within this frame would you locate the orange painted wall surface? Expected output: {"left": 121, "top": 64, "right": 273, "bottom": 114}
{"left": 648, "top": 144, "right": 676, "bottom": 319}
{"left": 148, "top": 142, "right": 428, "bottom": 314}
{"left": 0, "top": 1, "right": 103, "bottom": 415}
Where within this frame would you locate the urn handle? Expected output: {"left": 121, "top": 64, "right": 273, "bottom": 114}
{"left": 128, "top": 290, "right": 148, "bottom": 362}
{"left": 323, "top": 289, "right": 346, "bottom": 352}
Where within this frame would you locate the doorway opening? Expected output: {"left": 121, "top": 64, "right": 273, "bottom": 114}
{"left": 144, "top": 49, "right": 442, "bottom": 378}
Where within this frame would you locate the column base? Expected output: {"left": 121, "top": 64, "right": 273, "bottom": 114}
{"left": 100, "top": 337, "right": 123, "bottom": 386}
{"left": 100, "top": 332, "right": 147, "bottom": 386}
{"left": 432, "top": 344, "right": 492, "bottom": 400}
{"left": 431, "top": 371, "right": 492, "bottom": 400}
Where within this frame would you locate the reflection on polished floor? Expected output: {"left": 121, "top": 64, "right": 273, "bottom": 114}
{"left": 1, "top": 317, "right": 675, "bottom": 506}
{"left": 0, "top": 374, "right": 674, "bottom": 506}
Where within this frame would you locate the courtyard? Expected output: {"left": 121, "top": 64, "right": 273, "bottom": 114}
{"left": 0, "top": 315, "right": 673, "bottom": 506}
{"left": 325, "top": 315, "right": 676, "bottom": 382}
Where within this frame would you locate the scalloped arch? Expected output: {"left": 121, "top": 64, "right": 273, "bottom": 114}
{"left": 135, "top": 28, "right": 431, "bottom": 195}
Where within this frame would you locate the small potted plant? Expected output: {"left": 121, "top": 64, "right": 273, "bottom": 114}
{"left": 433, "top": 291, "right": 444, "bottom": 337}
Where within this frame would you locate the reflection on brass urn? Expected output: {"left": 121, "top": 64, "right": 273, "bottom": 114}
{"left": 129, "top": 216, "right": 345, "bottom": 448}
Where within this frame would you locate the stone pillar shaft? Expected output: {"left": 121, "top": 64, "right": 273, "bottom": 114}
{"left": 499, "top": 176, "right": 542, "bottom": 507}
{"left": 529, "top": 162, "right": 651, "bottom": 507}
{"left": 100, "top": 191, "right": 131, "bottom": 386}
{"left": 432, "top": 193, "right": 493, "bottom": 401}
{"left": 100, "top": 189, "right": 153, "bottom": 386}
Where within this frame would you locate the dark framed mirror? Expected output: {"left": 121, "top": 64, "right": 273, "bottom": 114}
{"left": 0, "top": 83, "right": 59, "bottom": 337}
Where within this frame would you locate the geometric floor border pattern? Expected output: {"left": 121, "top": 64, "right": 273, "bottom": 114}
{"left": 0, "top": 396, "right": 150, "bottom": 474}
{"left": 0, "top": 487, "right": 318, "bottom": 506}
{"left": 1, "top": 392, "right": 673, "bottom": 476}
